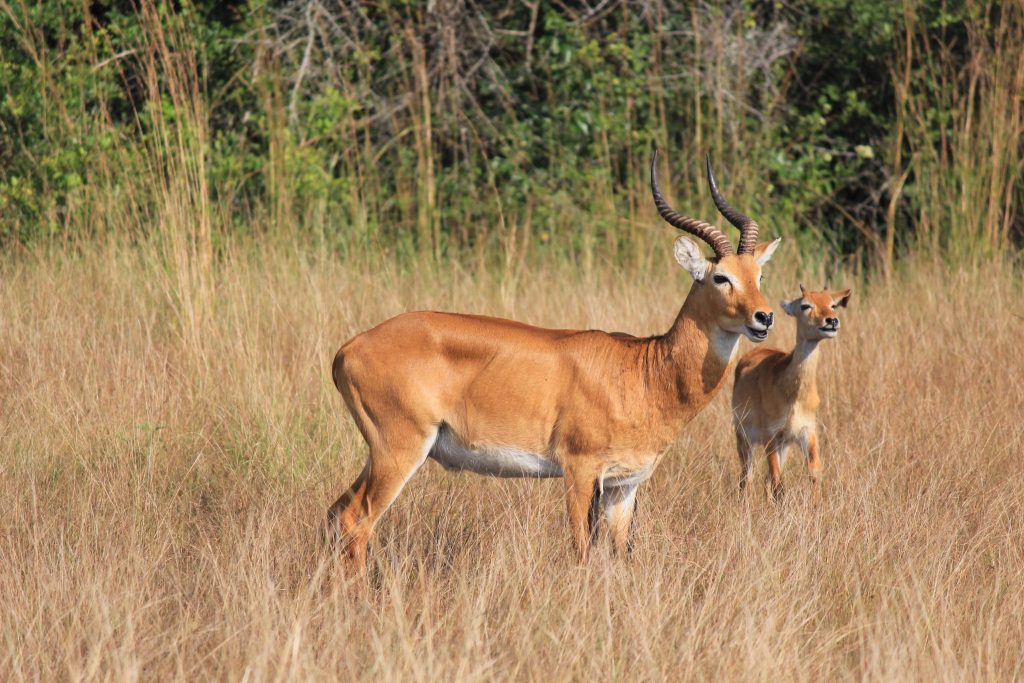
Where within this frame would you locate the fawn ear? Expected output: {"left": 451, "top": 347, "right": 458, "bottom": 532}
{"left": 673, "top": 237, "right": 710, "bottom": 282}
{"left": 780, "top": 297, "right": 802, "bottom": 316}
{"left": 754, "top": 237, "right": 782, "bottom": 266}
{"left": 832, "top": 288, "right": 853, "bottom": 308}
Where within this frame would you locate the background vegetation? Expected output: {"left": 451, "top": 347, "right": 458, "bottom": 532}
{"left": 2, "top": 0, "right": 1022, "bottom": 267}
{"left": 3, "top": 242, "right": 1023, "bottom": 680}
{"left": 2, "top": 1, "right": 1024, "bottom": 680}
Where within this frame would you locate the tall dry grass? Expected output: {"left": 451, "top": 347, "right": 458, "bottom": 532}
{"left": 2, "top": 241, "right": 1022, "bottom": 680}
{"left": 890, "top": 0, "right": 1024, "bottom": 263}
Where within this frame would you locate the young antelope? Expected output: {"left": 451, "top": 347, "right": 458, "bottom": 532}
{"left": 731, "top": 285, "right": 852, "bottom": 503}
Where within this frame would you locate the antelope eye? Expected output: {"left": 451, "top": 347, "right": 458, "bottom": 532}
{"left": 800, "top": 304, "right": 812, "bottom": 311}
{"left": 713, "top": 274, "right": 730, "bottom": 285}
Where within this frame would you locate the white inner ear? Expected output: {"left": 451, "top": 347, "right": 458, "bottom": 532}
{"left": 755, "top": 237, "right": 782, "bottom": 266}
{"left": 780, "top": 298, "right": 801, "bottom": 316}
{"left": 833, "top": 291, "right": 852, "bottom": 308}
{"left": 673, "top": 237, "right": 710, "bottom": 282}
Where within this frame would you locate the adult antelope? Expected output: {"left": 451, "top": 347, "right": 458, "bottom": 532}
{"left": 732, "top": 285, "right": 852, "bottom": 504}
{"left": 328, "top": 148, "right": 781, "bottom": 571}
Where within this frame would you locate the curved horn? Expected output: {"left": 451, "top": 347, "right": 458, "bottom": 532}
{"left": 705, "top": 155, "right": 759, "bottom": 255}
{"left": 651, "top": 148, "right": 734, "bottom": 259}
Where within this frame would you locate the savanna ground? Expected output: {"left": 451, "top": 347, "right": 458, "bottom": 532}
{"left": 3, "top": 241, "right": 1022, "bottom": 680}
{"left": 3, "top": 2, "right": 1024, "bottom": 678}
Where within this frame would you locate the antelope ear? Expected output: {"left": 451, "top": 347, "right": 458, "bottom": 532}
{"left": 673, "top": 236, "right": 710, "bottom": 282}
{"left": 754, "top": 237, "right": 782, "bottom": 266}
{"left": 780, "top": 297, "right": 802, "bottom": 316}
{"left": 832, "top": 288, "right": 853, "bottom": 308}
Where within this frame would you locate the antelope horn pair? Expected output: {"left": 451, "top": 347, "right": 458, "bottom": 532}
{"left": 650, "top": 146, "right": 760, "bottom": 259}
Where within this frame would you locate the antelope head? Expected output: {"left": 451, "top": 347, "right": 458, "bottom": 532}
{"left": 781, "top": 285, "right": 853, "bottom": 340}
{"left": 651, "top": 148, "right": 781, "bottom": 342}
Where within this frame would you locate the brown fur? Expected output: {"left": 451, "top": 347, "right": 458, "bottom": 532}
{"left": 731, "top": 286, "right": 852, "bottom": 503}
{"left": 328, "top": 242, "right": 781, "bottom": 572}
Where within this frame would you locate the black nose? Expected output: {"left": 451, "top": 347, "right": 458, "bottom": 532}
{"left": 826, "top": 317, "right": 838, "bottom": 327}
{"left": 754, "top": 311, "right": 773, "bottom": 328}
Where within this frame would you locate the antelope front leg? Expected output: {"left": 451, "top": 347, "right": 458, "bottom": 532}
{"left": 564, "top": 468, "right": 601, "bottom": 563}
{"left": 765, "top": 441, "right": 786, "bottom": 503}
{"left": 736, "top": 431, "right": 754, "bottom": 495}
{"left": 604, "top": 483, "right": 639, "bottom": 558}
{"left": 806, "top": 431, "right": 822, "bottom": 506}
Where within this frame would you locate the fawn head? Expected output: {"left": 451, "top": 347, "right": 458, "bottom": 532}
{"left": 781, "top": 285, "right": 852, "bottom": 340}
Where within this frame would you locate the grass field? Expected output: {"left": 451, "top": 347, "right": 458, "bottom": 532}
{"left": 2, "top": 242, "right": 1023, "bottom": 680}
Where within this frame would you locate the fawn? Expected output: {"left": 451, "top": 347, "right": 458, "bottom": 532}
{"left": 731, "top": 285, "right": 851, "bottom": 503}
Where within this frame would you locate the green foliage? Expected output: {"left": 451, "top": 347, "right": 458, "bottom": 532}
{"left": 0, "top": 0, "right": 1020, "bottom": 266}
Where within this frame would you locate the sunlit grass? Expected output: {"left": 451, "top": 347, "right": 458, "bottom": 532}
{"left": 2, "top": 241, "right": 1021, "bottom": 680}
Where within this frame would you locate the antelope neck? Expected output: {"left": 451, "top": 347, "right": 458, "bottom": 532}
{"left": 781, "top": 335, "right": 822, "bottom": 390}
{"left": 648, "top": 298, "right": 738, "bottom": 399}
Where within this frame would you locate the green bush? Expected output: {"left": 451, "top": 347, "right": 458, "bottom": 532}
{"left": 0, "top": 0, "right": 1020, "bottom": 267}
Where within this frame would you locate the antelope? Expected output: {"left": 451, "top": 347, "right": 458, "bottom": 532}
{"left": 327, "top": 148, "right": 781, "bottom": 572}
{"left": 731, "top": 285, "right": 852, "bottom": 504}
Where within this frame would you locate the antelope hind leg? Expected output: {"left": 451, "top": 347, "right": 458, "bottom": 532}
{"left": 326, "top": 427, "right": 437, "bottom": 574}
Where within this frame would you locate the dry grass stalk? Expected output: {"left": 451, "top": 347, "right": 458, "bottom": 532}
{"left": 2, "top": 242, "right": 1022, "bottom": 680}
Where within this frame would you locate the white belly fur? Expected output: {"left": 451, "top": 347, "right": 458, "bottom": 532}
{"left": 600, "top": 466, "right": 652, "bottom": 490}
{"left": 428, "top": 426, "right": 564, "bottom": 478}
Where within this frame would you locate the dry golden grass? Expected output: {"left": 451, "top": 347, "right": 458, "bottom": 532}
{"left": 2, "top": 242, "right": 1023, "bottom": 680}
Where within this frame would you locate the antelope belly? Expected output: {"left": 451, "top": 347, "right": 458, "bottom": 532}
{"left": 428, "top": 428, "right": 563, "bottom": 478}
